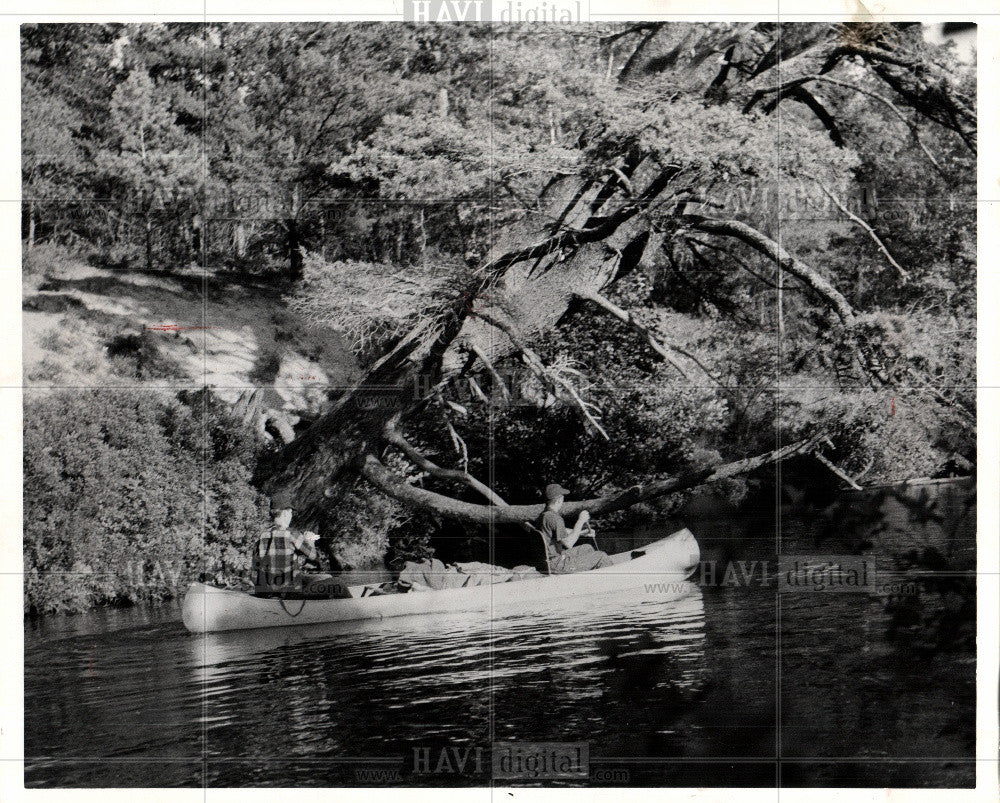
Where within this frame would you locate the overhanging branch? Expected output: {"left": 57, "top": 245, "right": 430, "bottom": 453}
{"left": 681, "top": 214, "right": 893, "bottom": 386}
{"left": 809, "top": 76, "right": 946, "bottom": 174}
{"left": 814, "top": 178, "right": 910, "bottom": 281}
{"left": 382, "top": 414, "right": 507, "bottom": 506}
{"left": 473, "top": 309, "right": 610, "bottom": 440}
{"left": 683, "top": 215, "right": 859, "bottom": 326}
{"left": 359, "top": 433, "right": 825, "bottom": 525}
{"left": 573, "top": 287, "right": 689, "bottom": 378}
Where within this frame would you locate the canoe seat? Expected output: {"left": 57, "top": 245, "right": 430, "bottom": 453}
{"left": 522, "top": 521, "right": 553, "bottom": 575}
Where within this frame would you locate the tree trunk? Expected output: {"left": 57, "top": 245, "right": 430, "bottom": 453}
{"left": 145, "top": 214, "right": 153, "bottom": 272}
{"left": 27, "top": 201, "right": 36, "bottom": 249}
{"left": 288, "top": 182, "right": 303, "bottom": 279}
{"left": 320, "top": 209, "right": 327, "bottom": 261}
{"left": 264, "top": 301, "right": 471, "bottom": 527}
{"left": 191, "top": 213, "right": 202, "bottom": 261}
{"left": 267, "top": 163, "right": 681, "bottom": 523}
{"left": 267, "top": 152, "right": 838, "bottom": 524}
{"left": 417, "top": 207, "right": 427, "bottom": 260}
{"left": 777, "top": 265, "right": 785, "bottom": 339}
{"left": 235, "top": 221, "right": 248, "bottom": 259}
{"left": 287, "top": 217, "right": 302, "bottom": 280}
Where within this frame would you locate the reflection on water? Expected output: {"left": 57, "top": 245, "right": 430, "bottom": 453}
{"left": 190, "top": 584, "right": 709, "bottom": 785}
{"left": 25, "top": 485, "right": 976, "bottom": 788}
{"left": 25, "top": 585, "right": 709, "bottom": 787}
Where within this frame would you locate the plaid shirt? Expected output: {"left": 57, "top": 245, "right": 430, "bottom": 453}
{"left": 251, "top": 528, "right": 319, "bottom": 593}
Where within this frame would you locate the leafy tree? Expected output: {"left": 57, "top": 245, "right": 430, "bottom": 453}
{"left": 21, "top": 80, "right": 84, "bottom": 248}
{"left": 206, "top": 23, "right": 419, "bottom": 276}
{"left": 21, "top": 23, "right": 121, "bottom": 249}
{"left": 97, "top": 67, "right": 201, "bottom": 271}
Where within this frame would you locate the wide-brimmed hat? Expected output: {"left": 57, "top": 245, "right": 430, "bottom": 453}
{"left": 544, "top": 483, "right": 571, "bottom": 501}
{"left": 270, "top": 490, "right": 295, "bottom": 512}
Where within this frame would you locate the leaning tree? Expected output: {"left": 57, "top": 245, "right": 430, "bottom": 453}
{"left": 263, "top": 22, "right": 976, "bottom": 531}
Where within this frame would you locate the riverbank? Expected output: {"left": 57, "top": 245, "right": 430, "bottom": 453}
{"left": 22, "top": 247, "right": 366, "bottom": 615}
{"left": 24, "top": 246, "right": 357, "bottom": 411}
{"left": 25, "top": 477, "right": 975, "bottom": 622}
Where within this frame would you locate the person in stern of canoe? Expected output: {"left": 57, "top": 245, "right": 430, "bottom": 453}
{"left": 251, "top": 491, "right": 336, "bottom": 597}
{"left": 537, "top": 483, "right": 614, "bottom": 574}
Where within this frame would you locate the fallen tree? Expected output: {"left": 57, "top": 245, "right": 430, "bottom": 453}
{"left": 262, "top": 22, "right": 975, "bottom": 533}
{"left": 360, "top": 433, "right": 826, "bottom": 525}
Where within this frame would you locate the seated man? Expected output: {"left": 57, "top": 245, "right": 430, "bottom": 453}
{"left": 536, "top": 483, "right": 614, "bottom": 574}
{"left": 251, "top": 491, "right": 335, "bottom": 596}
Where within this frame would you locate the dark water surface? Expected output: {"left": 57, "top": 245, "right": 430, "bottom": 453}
{"left": 24, "top": 483, "right": 976, "bottom": 787}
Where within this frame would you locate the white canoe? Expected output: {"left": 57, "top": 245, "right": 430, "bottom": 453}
{"left": 181, "top": 527, "right": 700, "bottom": 633}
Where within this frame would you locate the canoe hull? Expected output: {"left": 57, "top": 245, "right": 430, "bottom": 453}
{"left": 182, "top": 528, "right": 699, "bottom": 633}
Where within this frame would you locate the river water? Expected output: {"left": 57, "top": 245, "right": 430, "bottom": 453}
{"left": 24, "top": 482, "right": 976, "bottom": 788}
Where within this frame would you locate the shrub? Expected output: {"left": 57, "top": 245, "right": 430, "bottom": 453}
{"left": 105, "top": 332, "right": 185, "bottom": 380}
{"left": 322, "top": 484, "right": 413, "bottom": 570}
{"left": 23, "top": 388, "right": 270, "bottom": 614}
{"left": 25, "top": 357, "right": 64, "bottom": 384}
{"left": 22, "top": 242, "right": 84, "bottom": 279}
{"left": 38, "top": 326, "right": 72, "bottom": 353}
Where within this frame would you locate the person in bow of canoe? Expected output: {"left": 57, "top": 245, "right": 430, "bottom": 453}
{"left": 536, "top": 483, "right": 614, "bottom": 574}
{"left": 251, "top": 491, "right": 336, "bottom": 597}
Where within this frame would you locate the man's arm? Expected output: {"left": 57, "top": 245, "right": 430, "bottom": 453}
{"left": 293, "top": 531, "right": 322, "bottom": 569}
{"left": 558, "top": 510, "right": 591, "bottom": 549}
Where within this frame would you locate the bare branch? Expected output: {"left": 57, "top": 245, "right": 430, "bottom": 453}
{"left": 466, "top": 375, "right": 490, "bottom": 403}
{"left": 839, "top": 43, "right": 976, "bottom": 151}
{"left": 741, "top": 37, "right": 975, "bottom": 152}
{"left": 577, "top": 281, "right": 735, "bottom": 393}
{"left": 809, "top": 75, "right": 945, "bottom": 174}
{"left": 444, "top": 417, "right": 469, "bottom": 471}
{"left": 474, "top": 310, "right": 610, "bottom": 440}
{"left": 685, "top": 237, "right": 792, "bottom": 291}
{"left": 682, "top": 215, "right": 859, "bottom": 326}
{"left": 682, "top": 215, "right": 894, "bottom": 385}
{"left": 813, "top": 179, "right": 910, "bottom": 281}
{"left": 470, "top": 344, "right": 511, "bottom": 400}
{"left": 741, "top": 38, "right": 841, "bottom": 113}
{"left": 382, "top": 414, "right": 506, "bottom": 506}
{"left": 479, "top": 167, "right": 679, "bottom": 277}
{"left": 814, "top": 452, "right": 864, "bottom": 490}
{"left": 573, "top": 287, "right": 689, "bottom": 378}
{"left": 599, "top": 22, "right": 660, "bottom": 45}
{"left": 360, "top": 433, "right": 826, "bottom": 525}
{"left": 903, "top": 368, "right": 975, "bottom": 425}
{"left": 266, "top": 410, "right": 297, "bottom": 445}
{"left": 617, "top": 25, "right": 663, "bottom": 83}
{"left": 610, "top": 166, "right": 635, "bottom": 197}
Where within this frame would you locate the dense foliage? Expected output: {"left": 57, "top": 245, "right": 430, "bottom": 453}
{"left": 273, "top": 23, "right": 974, "bottom": 500}
{"left": 24, "top": 388, "right": 269, "bottom": 613}
{"left": 22, "top": 22, "right": 976, "bottom": 595}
